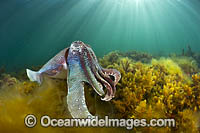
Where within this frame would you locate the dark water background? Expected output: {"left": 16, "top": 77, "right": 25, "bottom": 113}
{"left": 0, "top": 0, "right": 200, "bottom": 70}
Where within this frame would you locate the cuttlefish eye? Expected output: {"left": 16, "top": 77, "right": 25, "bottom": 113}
{"left": 109, "top": 75, "right": 115, "bottom": 81}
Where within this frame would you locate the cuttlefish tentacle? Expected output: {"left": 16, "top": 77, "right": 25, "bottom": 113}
{"left": 26, "top": 41, "right": 121, "bottom": 118}
{"left": 102, "top": 68, "right": 121, "bottom": 96}
{"left": 85, "top": 46, "right": 114, "bottom": 101}
{"left": 86, "top": 45, "right": 121, "bottom": 101}
{"left": 80, "top": 45, "right": 105, "bottom": 96}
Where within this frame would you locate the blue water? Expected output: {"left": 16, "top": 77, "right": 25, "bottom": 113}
{"left": 0, "top": 0, "right": 200, "bottom": 70}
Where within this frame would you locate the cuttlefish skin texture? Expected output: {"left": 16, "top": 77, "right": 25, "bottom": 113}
{"left": 26, "top": 41, "right": 121, "bottom": 118}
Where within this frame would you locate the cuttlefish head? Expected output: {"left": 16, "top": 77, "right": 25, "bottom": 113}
{"left": 68, "top": 41, "right": 121, "bottom": 101}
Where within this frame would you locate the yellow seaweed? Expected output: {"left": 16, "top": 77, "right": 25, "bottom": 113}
{"left": 0, "top": 51, "right": 200, "bottom": 132}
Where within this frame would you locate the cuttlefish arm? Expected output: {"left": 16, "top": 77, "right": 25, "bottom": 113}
{"left": 67, "top": 76, "right": 93, "bottom": 118}
{"left": 98, "top": 68, "right": 121, "bottom": 101}
{"left": 26, "top": 48, "right": 69, "bottom": 84}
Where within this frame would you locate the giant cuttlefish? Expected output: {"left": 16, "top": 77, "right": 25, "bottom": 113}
{"left": 26, "top": 41, "right": 121, "bottom": 118}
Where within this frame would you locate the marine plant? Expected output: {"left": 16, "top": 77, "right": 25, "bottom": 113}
{"left": 123, "top": 50, "right": 153, "bottom": 63}
{"left": 0, "top": 74, "right": 17, "bottom": 87}
{"left": 99, "top": 51, "right": 122, "bottom": 68}
{"left": 181, "top": 44, "right": 200, "bottom": 68}
{"left": 99, "top": 50, "right": 152, "bottom": 68}
{"left": 107, "top": 57, "right": 135, "bottom": 73}
{"left": 171, "top": 56, "right": 199, "bottom": 76}
{"left": 0, "top": 50, "right": 200, "bottom": 132}
{"left": 193, "top": 53, "right": 200, "bottom": 68}
{"left": 108, "top": 57, "right": 200, "bottom": 132}
{"left": 0, "top": 76, "right": 126, "bottom": 132}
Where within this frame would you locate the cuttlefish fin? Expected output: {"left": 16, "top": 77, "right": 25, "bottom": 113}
{"left": 26, "top": 69, "right": 42, "bottom": 84}
{"left": 26, "top": 48, "right": 69, "bottom": 84}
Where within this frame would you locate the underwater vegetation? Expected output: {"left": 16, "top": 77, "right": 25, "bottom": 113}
{"left": 171, "top": 56, "right": 199, "bottom": 77}
{"left": 99, "top": 51, "right": 200, "bottom": 132}
{"left": 0, "top": 49, "right": 200, "bottom": 132}
{"left": 0, "top": 76, "right": 123, "bottom": 133}
{"left": 182, "top": 45, "right": 200, "bottom": 68}
{"left": 0, "top": 72, "right": 123, "bottom": 132}
{"left": 99, "top": 50, "right": 152, "bottom": 68}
